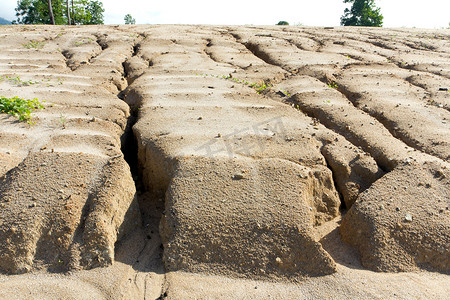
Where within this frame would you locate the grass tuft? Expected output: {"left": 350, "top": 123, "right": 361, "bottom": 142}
{"left": 196, "top": 73, "right": 290, "bottom": 96}
{"left": 23, "top": 40, "right": 45, "bottom": 49}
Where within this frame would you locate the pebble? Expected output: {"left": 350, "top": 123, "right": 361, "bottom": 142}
{"left": 232, "top": 174, "right": 244, "bottom": 180}
{"left": 405, "top": 213, "right": 413, "bottom": 222}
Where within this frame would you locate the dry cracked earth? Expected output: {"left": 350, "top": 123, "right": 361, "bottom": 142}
{"left": 0, "top": 25, "right": 449, "bottom": 299}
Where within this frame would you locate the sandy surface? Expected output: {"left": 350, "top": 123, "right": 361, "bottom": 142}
{"left": 0, "top": 24, "right": 449, "bottom": 299}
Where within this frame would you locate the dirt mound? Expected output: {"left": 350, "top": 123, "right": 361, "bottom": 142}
{"left": 341, "top": 161, "right": 449, "bottom": 272}
{"left": 0, "top": 152, "right": 139, "bottom": 273}
{"left": 160, "top": 157, "right": 338, "bottom": 279}
{"left": 0, "top": 26, "right": 140, "bottom": 274}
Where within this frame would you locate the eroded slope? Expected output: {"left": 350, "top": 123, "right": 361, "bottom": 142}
{"left": 0, "top": 26, "right": 140, "bottom": 273}
{"left": 0, "top": 24, "right": 449, "bottom": 299}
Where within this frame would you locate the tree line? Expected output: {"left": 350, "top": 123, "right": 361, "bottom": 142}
{"left": 277, "top": 0, "right": 383, "bottom": 27}
{"left": 14, "top": 0, "right": 384, "bottom": 27}
{"left": 14, "top": 0, "right": 104, "bottom": 25}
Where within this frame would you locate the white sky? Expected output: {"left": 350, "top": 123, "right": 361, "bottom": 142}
{"left": 0, "top": 0, "right": 449, "bottom": 28}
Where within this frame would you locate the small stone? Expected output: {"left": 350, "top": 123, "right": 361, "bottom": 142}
{"left": 405, "top": 213, "right": 413, "bottom": 222}
{"left": 275, "top": 257, "right": 282, "bottom": 264}
{"left": 232, "top": 174, "right": 244, "bottom": 180}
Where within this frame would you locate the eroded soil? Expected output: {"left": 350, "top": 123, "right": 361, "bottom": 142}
{"left": 0, "top": 25, "right": 449, "bottom": 299}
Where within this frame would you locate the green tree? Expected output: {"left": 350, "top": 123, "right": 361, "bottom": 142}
{"left": 14, "top": 0, "right": 39, "bottom": 24}
{"left": 124, "top": 14, "right": 135, "bottom": 25}
{"left": 14, "top": 0, "right": 104, "bottom": 25}
{"left": 69, "top": 0, "right": 104, "bottom": 24}
{"left": 85, "top": 0, "right": 104, "bottom": 24}
{"left": 15, "top": 0, "right": 65, "bottom": 24}
{"left": 276, "top": 21, "right": 289, "bottom": 25}
{"left": 70, "top": 0, "right": 89, "bottom": 24}
{"left": 341, "top": 0, "right": 383, "bottom": 27}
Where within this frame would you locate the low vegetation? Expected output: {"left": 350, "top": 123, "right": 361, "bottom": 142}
{"left": 196, "top": 73, "right": 290, "bottom": 96}
{"left": 23, "top": 40, "right": 45, "bottom": 49}
{"left": 0, "top": 75, "right": 64, "bottom": 87}
{"left": 0, "top": 96, "right": 44, "bottom": 124}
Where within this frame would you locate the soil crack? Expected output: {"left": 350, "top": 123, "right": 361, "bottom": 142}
{"left": 113, "top": 34, "right": 167, "bottom": 298}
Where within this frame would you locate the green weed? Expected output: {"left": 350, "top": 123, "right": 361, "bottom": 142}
{"left": 0, "top": 75, "right": 39, "bottom": 86}
{"left": 196, "top": 73, "right": 290, "bottom": 96}
{"left": 59, "top": 114, "right": 67, "bottom": 128}
{"left": 328, "top": 82, "right": 338, "bottom": 89}
{"left": 249, "top": 80, "right": 270, "bottom": 94}
{"left": 279, "top": 88, "right": 291, "bottom": 97}
{"left": 0, "top": 96, "right": 44, "bottom": 124}
{"left": 23, "top": 40, "right": 45, "bottom": 49}
{"left": 75, "top": 38, "right": 94, "bottom": 46}
{"left": 0, "top": 75, "right": 64, "bottom": 87}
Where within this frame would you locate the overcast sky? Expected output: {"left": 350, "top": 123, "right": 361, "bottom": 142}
{"left": 1, "top": 0, "right": 449, "bottom": 28}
